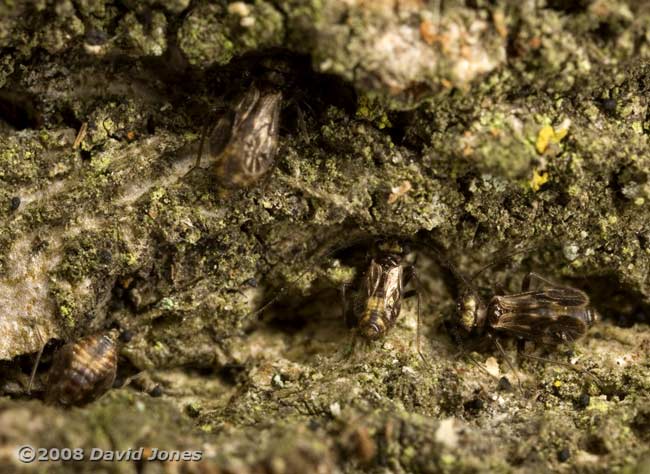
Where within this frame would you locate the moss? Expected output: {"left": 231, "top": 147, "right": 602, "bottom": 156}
{"left": 177, "top": 3, "right": 235, "bottom": 67}
{"left": 116, "top": 10, "right": 167, "bottom": 57}
{"left": 178, "top": 1, "right": 284, "bottom": 68}
{"left": 1, "top": 1, "right": 650, "bottom": 473}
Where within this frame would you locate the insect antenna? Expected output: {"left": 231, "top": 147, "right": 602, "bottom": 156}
{"left": 27, "top": 345, "right": 44, "bottom": 395}
{"left": 405, "top": 236, "right": 476, "bottom": 292}
{"left": 468, "top": 244, "right": 540, "bottom": 282}
{"left": 27, "top": 326, "right": 47, "bottom": 394}
{"left": 239, "top": 234, "right": 378, "bottom": 330}
{"left": 194, "top": 121, "right": 209, "bottom": 169}
{"left": 517, "top": 352, "right": 604, "bottom": 389}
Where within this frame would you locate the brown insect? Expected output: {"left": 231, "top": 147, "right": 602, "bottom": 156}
{"left": 343, "top": 241, "right": 418, "bottom": 340}
{"left": 45, "top": 330, "right": 119, "bottom": 406}
{"left": 243, "top": 237, "right": 424, "bottom": 356}
{"left": 203, "top": 85, "right": 282, "bottom": 188}
{"left": 456, "top": 272, "right": 599, "bottom": 345}
{"left": 340, "top": 240, "right": 428, "bottom": 360}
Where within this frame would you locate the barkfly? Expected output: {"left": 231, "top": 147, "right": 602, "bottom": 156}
{"left": 198, "top": 84, "right": 282, "bottom": 189}
{"left": 457, "top": 272, "right": 599, "bottom": 346}
{"left": 448, "top": 261, "right": 601, "bottom": 385}
{"left": 26, "top": 329, "right": 123, "bottom": 406}
{"left": 246, "top": 236, "right": 427, "bottom": 359}
{"left": 44, "top": 330, "right": 119, "bottom": 406}
{"left": 343, "top": 241, "right": 422, "bottom": 346}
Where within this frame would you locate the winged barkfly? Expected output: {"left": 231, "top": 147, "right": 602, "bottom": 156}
{"left": 452, "top": 269, "right": 601, "bottom": 385}
{"left": 457, "top": 272, "right": 599, "bottom": 345}
{"left": 44, "top": 330, "right": 119, "bottom": 406}
{"left": 200, "top": 85, "right": 282, "bottom": 189}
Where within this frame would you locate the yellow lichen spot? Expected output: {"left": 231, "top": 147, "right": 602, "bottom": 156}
{"left": 536, "top": 125, "right": 555, "bottom": 154}
{"left": 587, "top": 397, "right": 609, "bottom": 413}
{"left": 126, "top": 253, "right": 138, "bottom": 266}
{"left": 554, "top": 119, "right": 571, "bottom": 140}
{"left": 553, "top": 380, "right": 562, "bottom": 388}
{"left": 530, "top": 169, "right": 549, "bottom": 192}
{"left": 376, "top": 112, "right": 391, "bottom": 129}
{"left": 536, "top": 119, "right": 570, "bottom": 154}
{"left": 356, "top": 94, "right": 391, "bottom": 129}
{"left": 151, "top": 188, "right": 166, "bottom": 201}
{"left": 441, "top": 454, "right": 456, "bottom": 465}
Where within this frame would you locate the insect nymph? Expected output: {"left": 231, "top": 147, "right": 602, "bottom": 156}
{"left": 45, "top": 330, "right": 118, "bottom": 406}
{"left": 207, "top": 85, "right": 282, "bottom": 188}
{"left": 457, "top": 272, "right": 599, "bottom": 346}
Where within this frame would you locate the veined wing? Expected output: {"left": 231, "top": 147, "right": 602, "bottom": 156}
{"left": 498, "top": 287, "right": 589, "bottom": 311}
{"left": 492, "top": 310, "right": 588, "bottom": 344}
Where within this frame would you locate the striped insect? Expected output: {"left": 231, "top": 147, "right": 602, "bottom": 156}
{"left": 244, "top": 237, "right": 425, "bottom": 357}
{"left": 44, "top": 330, "right": 119, "bottom": 406}
{"left": 448, "top": 266, "right": 603, "bottom": 388}
{"left": 457, "top": 272, "right": 599, "bottom": 346}
{"left": 343, "top": 241, "right": 420, "bottom": 344}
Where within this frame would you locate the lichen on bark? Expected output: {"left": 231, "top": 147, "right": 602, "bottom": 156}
{"left": 1, "top": 1, "right": 650, "bottom": 473}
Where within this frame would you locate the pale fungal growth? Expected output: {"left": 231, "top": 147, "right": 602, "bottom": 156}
{"left": 314, "top": 3, "right": 506, "bottom": 103}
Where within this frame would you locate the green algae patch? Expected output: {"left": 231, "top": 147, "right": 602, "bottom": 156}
{"left": 1, "top": 2, "right": 650, "bottom": 473}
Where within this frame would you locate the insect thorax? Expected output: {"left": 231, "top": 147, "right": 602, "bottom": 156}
{"left": 457, "top": 291, "right": 487, "bottom": 334}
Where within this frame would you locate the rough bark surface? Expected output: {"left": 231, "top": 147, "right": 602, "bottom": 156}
{"left": 1, "top": 1, "right": 650, "bottom": 473}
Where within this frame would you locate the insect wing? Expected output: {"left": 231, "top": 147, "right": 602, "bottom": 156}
{"left": 365, "top": 260, "right": 383, "bottom": 297}
{"left": 382, "top": 264, "right": 403, "bottom": 322}
{"left": 244, "top": 92, "right": 281, "bottom": 173}
{"left": 215, "top": 87, "right": 281, "bottom": 187}
{"left": 491, "top": 291, "right": 590, "bottom": 344}
{"left": 526, "top": 287, "right": 590, "bottom": 308}
{"left": 497, "top": 286, "right": 589, "bottom": 312}
{"left": 496, "top": 312, "right": 587, "bottom": 343}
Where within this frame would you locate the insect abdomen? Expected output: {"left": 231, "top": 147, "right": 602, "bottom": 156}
{"left": 46, "top": 332, "right": 118, "bottom": 406}
{"left": 358, "top": 296, "right": 390, "bottom": 339}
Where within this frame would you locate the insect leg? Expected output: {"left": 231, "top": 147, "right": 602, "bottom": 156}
{"left": 522, "top": 272, "right": 560, "bottom": 291}
{"left": 493, "top": 337, "right": 523, "bottom": 393}
{"left": 407, "top": 270, "right": 429, "bottom": 367}
{"left": 517, "top": 352, "right": 604, "bottom": 389}
{"left": 457, "top": 348, "right": 493, "bottom": 378}
{"left": 341, "top": 283, "right": 355, "bottom": 329}
{"left": 342, "top": 333, "right": 359, "bottom": 360}
{"left": 448, "top": 326, "right": 493, "bottom": 377}
{"left": 257, "top": 154, "right": 281, "bottom": 194}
